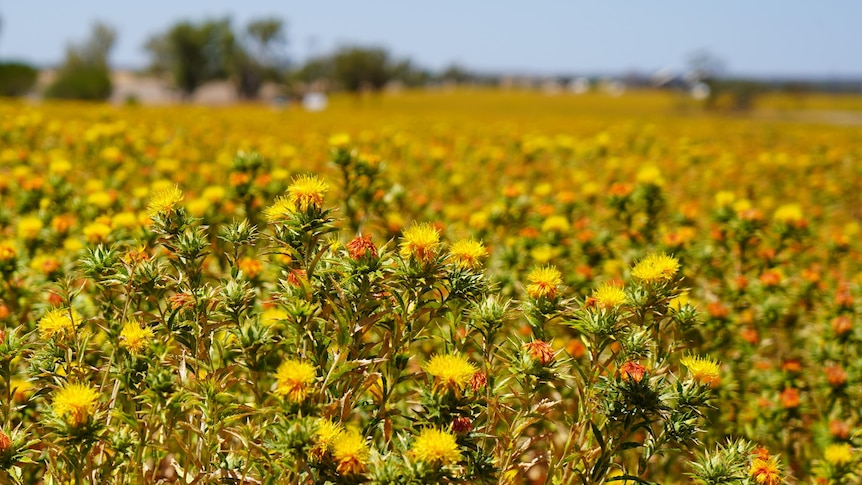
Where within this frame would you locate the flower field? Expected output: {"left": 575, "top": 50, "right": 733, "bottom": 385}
{"left": 1, "top": 90, "right": 861, "bottom": 484}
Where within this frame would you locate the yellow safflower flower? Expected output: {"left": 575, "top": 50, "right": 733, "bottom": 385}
{"left": 773, "top": 203, "right": 804, "bottom": 224}
{"left": 17, "top": 217, "right": 43, "bottom": 240}
{"left": 824, "top": 443, "right": 853, "bottom": 466}
{"left": 264, "top": 196, "right": 295, "bottom": 223}
{"left": 449, "top": 238, "right": 487, "bottom": 269}
{"left": 541, "top": 215, "right": 570, "bottom": 233}
{"left": 52, "top": 383, "right": 100, "bottom": 427}
{"left": 332, "top": 429, "right": 369, "bottom": 475}
{"left": 400, "top": 223, "right": 441, "bottom": 263}
{"left": 119, "top": 319, "right": 154, "bottom": 354}
{"left": 424, "top": 354, "right": 477, "bottom": 391}
{"left": 146, "top": 186, "right": 184, "bottom": 218}
{"left": 274, "top": 359, "right": 317, "bottom": 402}
{"left": 631, "top": 253, "right": 680, "bottom": 283}
{"left": 287, "top": 174, "right": 329, "bottom": 212}
{"left": 311, "top": 419, "right": 343, "bottom": 461}
{"left": 411, "top": 428, "right": 462, "bottom": 466}
{"left": 680, "top": 355, "right": 721, "bottom": 386}
{"left": 526, "top": 265, "right": 562, "bottom": 300}
{"left": 38, "top": 308, "right": 80, "bottom": 339}
{"left": 592, "top": 283, "right": 627, "bottom": 309}
{"left": 83, "top": 221, "right": 112, "bottom": 244}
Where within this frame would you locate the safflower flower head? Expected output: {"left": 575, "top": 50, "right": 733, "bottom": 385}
{"left": 329, "top": 133, "right": 351, "bottom": 149}
{"left": 311, "top": 419, "right": 343, "bottom": 461}
{"left": 449, "top": 238, "right": 487, "bottom": 269}
{"left": 17, "top": 217, "right": 44, "bottom": 241}
{"left": 636, "top": 165, "right": 665, "bottom": 186}
{"left": 332, "top": 429, "right": 369, "bottom": 475}
{"left": 399, "top": 222, "right": 441, "bottom": 263}
{"left": 119, "top": 318, "right": 155, "bottom": 354}
{"left": 780, "top": 387, "right": 800, "bottom": 409}
{"left": 773, "top": 203, "right": 804, "bottom": 225}
{"left": 631, "top": 253, "right": 680, "bottom": 283}
{"left": 146, "top": 185, "right": 184, "bottom": 218}
{"left": 52, "top": 383, "right": 100, "bottom": 427}
{"left": 680, "top": 355, "right": 721, "bottom": 386}
{"left": 287, "top": 174, "right": 329, "bottom": 212}
{"left": 749, "top": 456, "right": 781, "bottom": 485}
{"left": 592, "top": 282, "right": 627, "bottom": 309}
{"left": 423, "top": 354, "right": 477, "bottom": 391}
{"left": 469, "top": 371, "right": 488, "bottom": 392}
{"left": 238, "top": 257, "right": 264, "bottom": 279}
{"left": 274, "top": 359, "right": 317, "bottom": 403}
{"left": 346, "top": 234, "right": 377, "bottom": 260}
{"left": 526, "top": 265, "right": 562, "bottom": 300}
{"left": 411, "top": 428, "right": 462, "bottom": 466}
{"left": 619, "top": 361, "right": 647, "bottom": 383}
{"left": 823, "top": 443, "right": 853, "bottom": 467}
{"left": 0, "top": 241, "right": 17, "bottom": 263}
{"left": 83, "top": 221, "right": 112, "bottom": 244}
{"left": 541, "top": 215, "right": 570, "bottom": 233}
{"left": 0, "top": 430, "right": 11, "bottom": 453}
{"left": 38, "top": 308, "right": 80, "bottom": 339}
{"left": 264, "top": 196, "right": 295, "bottom": 223}
{"left": 524, "top": 340, "right": 555, "bottom": 366}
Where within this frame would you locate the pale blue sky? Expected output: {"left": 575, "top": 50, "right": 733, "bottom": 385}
{"left": 1, "top": 1, "right": 860, "bottom": 77}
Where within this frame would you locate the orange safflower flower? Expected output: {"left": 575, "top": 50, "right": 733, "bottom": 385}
{"left": 619, "top": 361, "right": 646, "bottom": 383}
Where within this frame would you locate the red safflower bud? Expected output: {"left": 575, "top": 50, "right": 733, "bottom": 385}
{"left": 0, "top": 430, "right": 11, "bottom": 453}
{"left": 452, "top": 417, "right": 472, "bottom": 434}
{"left": 831, "top": 315, "right": 852, "bottom": 335}
{"left": 469, "top": 371, "right": 487, "bottom": 392}
{"left": 286, "top": 269, "right": 308, "bottom": 288}
{"left": 619, "top": 361, "right": 646, "bottom": 383}
{"left": 524, "top": 340, "right": 555, "bottom": 366}
{"left": 346, "top": 234, "right": 377, "bottom": 260}
{"left": 829, "top": 420, "right": 850, "bottom": 440}
{"left": 825, "top": 365, "right": 848, "bottom": 388}
{"left": 47, "top": 292, "right": 64, "bottom": 307}
{"left": 707, "top": 301, "right": 729, "bottom": 320}
{"left": 780, "top": 387, "right": 800, "bottom": 409}
{"left": 781, "top": 359, "right": 802, "bottom": 374}
{"left": 169, "top": 292, "right": 195, "bottom": 310}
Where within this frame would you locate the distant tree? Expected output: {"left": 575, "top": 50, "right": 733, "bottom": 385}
{"left": 246, "top": 18, "right": 286, "bottom": 68}
{"left": 390, "top": 60, "right": 430, "bottom": 88}
{"left": 145, "top": 18, "right": 237, "bottom": 98}
{"left": 703, "top": 79, "right": 767, "bottom": 112}
{"left": 46, "top": 21, "right": 115, "bottom": 100}
{"left": 235, "top": 17, "right": 288, "bottom": 98}
{"left": 440, "top": 64, "right": 473, "bottom": 84}
{"left": 0, "top": 13, "right": 40, "bottom": 97}
{"left": 291, "top": 56, "right": 329, "bottom": 84}
{"left": 0, "top": 62, "right": 38, "bottom": 97}
{"left": 147, "top": 17, "right": 287, "bottom": 99}
{"left": 331, "top": 46, "right": 391, "bottom": 93}
{"left": 686, "top": 49, "right": 726, "bottom": 83}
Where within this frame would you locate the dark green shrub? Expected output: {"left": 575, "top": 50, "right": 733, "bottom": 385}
{"left": 45, "top": 66, "right": 112, "bottom": 100}
{"left": 0, "top": 62, "right": 38, "bottom": 97}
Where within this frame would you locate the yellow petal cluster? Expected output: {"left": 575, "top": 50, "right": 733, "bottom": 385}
{"left": 53, "top": 383, "right": 100, "bottom": 427}
{"left": 411, "top": 428, "right": 462, "bottom": 466}
{"left": 449, "top": 238, "right": 487, "bottom": 269}
{"left": 287, "top": 174, "right": 329, "bottom": 212}
{"left": 119, "top": 319, "right": 155, "bottom": 354}
{"left": 146, "top": 186, "right": 184, "bottom": 218}
{"left": 631, "top": 253, "right": 680, "bottom": 283}
{"left": 526, "top": 265, "right": 562, "bottom": 299}
{"left": 423, "top": 354, "right": 477, "bottom": 390}
{"left": 274, "top": 359, "right": 317, "bottom": 402}
{"left": 400, "top": 223, "right": 442, "bottom": 263}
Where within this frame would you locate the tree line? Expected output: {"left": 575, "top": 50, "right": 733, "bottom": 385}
{"left": 0, "top": 16, "right": 480, "bottom": 101}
